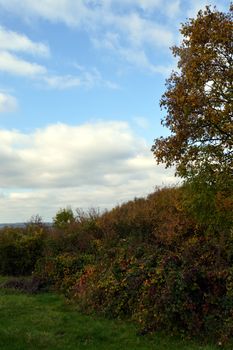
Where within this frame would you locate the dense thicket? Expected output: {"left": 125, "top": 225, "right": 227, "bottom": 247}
{"left": 0, "top": 186, "right": 232, "bottom": 344}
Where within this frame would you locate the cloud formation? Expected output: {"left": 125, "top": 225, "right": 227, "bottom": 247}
{"left": 43, "top": 67, "right": 119, "bottom": 90}
{"left": 0, "top": 92, "right": 18, "bottom": 113}
{"left": 0, "top": 49, "right": 116, "bottom": 91}
{"left": 2, "top": 0, "right": 223, "bottom": 84}
{"left": 0, "top": 51, "right": 47, "bottom": 76}
{"left": 0, "top": 0, "right": 177, "bottom": 76}
{"left": 0, "top": 24, "right": 116, "bottom": 90}
{"left": 0, "top": 121, "right": 175, "bottom": 222}
{"left": 0, "top": 25, "right": 49, "bottom": 56}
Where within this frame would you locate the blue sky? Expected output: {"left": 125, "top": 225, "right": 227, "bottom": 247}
{"left": 0, "top": 0, "right": 228, "bottom": 222}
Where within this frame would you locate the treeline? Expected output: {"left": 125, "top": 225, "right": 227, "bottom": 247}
{"left": 0, "top": 186, "right": 232, "bottom": 344}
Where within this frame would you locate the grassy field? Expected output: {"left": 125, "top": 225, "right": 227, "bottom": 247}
{"left": 0, "top": 286, "right": 228, "bottom": 350}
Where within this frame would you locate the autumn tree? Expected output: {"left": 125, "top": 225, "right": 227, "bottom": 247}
{"left": 152, "top": 5, "right": 232, "bottom": 230}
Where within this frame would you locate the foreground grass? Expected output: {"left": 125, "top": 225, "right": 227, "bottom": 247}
{"left": 0, "top": 287, "right": 228, "bottom": 350}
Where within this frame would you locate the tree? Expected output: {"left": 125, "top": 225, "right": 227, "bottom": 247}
{"left": 151, "top": 5, "right": 232, "bottom": 232}
{"left": 53, "top": 207, "right": 75, "bottom": 229}
{"left": 152, "top": 5, "right": 232, "bottom": 183}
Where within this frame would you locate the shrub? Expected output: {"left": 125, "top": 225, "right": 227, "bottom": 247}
{"left": 0, "top": 186, "right": 232, "bottom": 343}
{"left": 35, "top": 252, "right": 94, "bottom": 295}
{"left": 0, "top": 227, "right": 46, "bottom": 276}
{"left": 70, "top": 193, "right": 233, "bottom": 342}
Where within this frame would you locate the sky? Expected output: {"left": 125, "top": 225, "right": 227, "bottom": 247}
{"left": 0, "top": 0, "right": 228, "bottom": 223}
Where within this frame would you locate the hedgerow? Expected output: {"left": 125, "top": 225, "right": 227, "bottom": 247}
{"left": 0, "top": 186, "right": 232, "bottom": 344}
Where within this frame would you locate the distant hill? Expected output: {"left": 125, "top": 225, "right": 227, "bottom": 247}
{"left": 0, "top": 223, "right": 52, "bottom": 228}
{"left": 0, "top": 223, "right": 26, "bottom": 228}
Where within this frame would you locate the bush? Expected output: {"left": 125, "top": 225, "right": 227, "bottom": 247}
{"left": 35, "top": 252, "right": 94, "bottom": 295}
{"left": 0, "top": 227, "right": 46, "bottom": 276}
{"left": 69, "top": 188, "right": 233, "bottom": 342}
{"left": 72, "top": 232, "right": 233, "bottom": 342}
{"left": 0, "top": 186, "right": 232, "bottom": 343}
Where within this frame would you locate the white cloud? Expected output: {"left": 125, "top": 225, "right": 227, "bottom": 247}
{"left": 0, "top": 121, "right": 175, "bottom": 222}
{"left": 166, "top": 0, "right": 181, "bottom": 17}
{"left": 0, "top": 16, "right": 118, "bottom": 89}
{"left": 43, "top": 74, "right": 81, "bottom": 89}
{"left": 102, "top": 0, "right": 163, "bottom": 12}
{"left": 0, "top": 22, "right": 118, "bottom": 90}
{"left": 0, "top": 0, "right": 163, "bottom": 21}
{"left": 135, "top": 0, "right": 162, "bottom": 11}
{"left": 0, "top": 92, "right": 18, "bottom": 113}
{"left": 0, "top": 26, "right": 49, "bottom": 56}
{"left": 43, "top": 67, "right": 119, "bottom": 90}
{"left": 112, "top": 46, "right": 174, "bottom": 76}
{"left": 0, "top": 51, "right": 46, "bottom": 76}
{"left": 0, "top": 48, "right": 117, "bottom": 90}
{"left": 0, "top": 0, "right": 175, "bottom": 74}
{"left": 0, "top": 26, "right": 50, "bottom": 87}
{"left": 93, "top": 33, "right": 174, "bottom": 76}
{"left": 111, "top": 13, "right": 174, "bottom": 48}
{"left": 0, "top": 1, "right": 91, "bottom": 27}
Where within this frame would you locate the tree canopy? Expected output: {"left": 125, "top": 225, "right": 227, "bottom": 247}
{"left": 152, "top": 5, "right": 232, "bottom": 184}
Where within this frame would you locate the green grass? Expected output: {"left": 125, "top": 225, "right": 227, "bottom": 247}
{"left": 0, "top": 287, "right": 228, "bottom": 350}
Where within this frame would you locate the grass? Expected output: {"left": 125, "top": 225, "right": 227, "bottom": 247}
{"left": 0, "top": 286, "right": 228, "bottom": 350}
